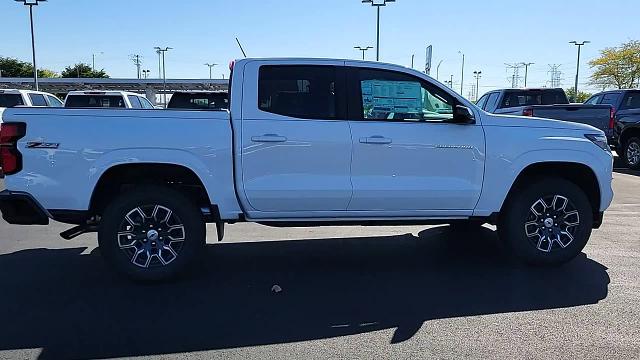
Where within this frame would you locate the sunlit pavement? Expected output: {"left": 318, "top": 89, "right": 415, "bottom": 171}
{"left": 0, "top": 168, "right": 638, "bottom": 359}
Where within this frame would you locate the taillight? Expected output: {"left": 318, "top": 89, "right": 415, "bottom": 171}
{"left": 0, "top": 122, "right": 26, "bottom": 176}
{"left": 609, "top": 107, "right": 615, "bottom": 129}
{"left": 523, "top": 108, "right": 534, "bottom": 117}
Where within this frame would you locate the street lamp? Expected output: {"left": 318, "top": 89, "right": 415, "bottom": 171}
{"left": 521, "top": 62, "right": 534, "bottom": 88}
{"left": 354, "top": 46, "right": 373, "bottom": 60}
{"left": 204, "top": 63, "right": 217, "bottom": 79}
{"left": 142, "top": 69, "right": 150, "bottom": 79}
{"left": 570, "top": 41, "right": 590, "bottom": 101}
{"left": 458, "top": 51, "right": 465, "bottom": 94}
{"left": 473, "top": 71, "right": 482, "bottom": 101}
{"left": 361, "top": 0, "right": 396, "bottom": 61}
{"left": 154, "top": 46, "right": 172, "bottom": 107}
{"left": 15, "top": 0, "right": 46, "bottom": 91}
{"left": 436, "top": 60, "right": 443, "bottom": 81}
{"left": 92, "top": 51, "right": 104, "bottom": 72}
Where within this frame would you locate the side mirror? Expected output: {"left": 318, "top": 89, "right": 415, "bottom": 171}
{"left": 452, "top": 105, "right": 476, "bottom": 124}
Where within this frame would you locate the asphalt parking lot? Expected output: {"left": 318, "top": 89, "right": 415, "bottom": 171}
{"left": 0, "top": 165, "right": 638, "bottom": 360}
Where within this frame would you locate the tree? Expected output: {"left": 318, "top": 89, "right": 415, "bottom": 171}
{"left": 565, "top": 88, "right": 592, "bottom": 103}
{"left": 589, "top": 40, "right": 640, "bottom": 89}
{"left": 61, "top": 63, "right": 109, "bottom": 78}
{"left": 0, "top": 56, "right": 57, "bottom": 78}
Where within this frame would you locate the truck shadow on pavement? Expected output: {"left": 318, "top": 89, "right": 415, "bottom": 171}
{"left": 0, "top": 226, "right": 609, "bottom": 359}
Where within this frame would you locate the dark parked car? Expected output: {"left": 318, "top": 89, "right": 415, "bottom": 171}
{"left": 167, "top": 91, "right": 228, "bottom": 110}
{"left": 586, "top": 90, "right": 640, "bottom": 169}
{"left": 477, "top": 88, "right": 614, "bottom": 141}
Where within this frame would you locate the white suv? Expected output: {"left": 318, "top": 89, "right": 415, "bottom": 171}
{"left": 64, "top": 91, "right": 155, "bottom": 109}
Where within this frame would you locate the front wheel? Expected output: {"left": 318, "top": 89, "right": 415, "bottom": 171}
{"left": 98, "top": 186, "right": 206, "bottom": 282}
{"left": 498, "top": 178, "right": 593, "bottom": 266}
{"left": 623, "top": 136, "right": 640, "bottom": 170}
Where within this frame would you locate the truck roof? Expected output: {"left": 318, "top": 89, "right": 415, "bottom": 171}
{"left": 0, "top": 89, "right": 58, "bottom": 96}
{"left": 66, "top": 90, "right": 144, "bottom": 97}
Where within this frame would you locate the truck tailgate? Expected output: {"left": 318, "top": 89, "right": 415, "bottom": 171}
{"left": 531, "top": 104, "right": 612, "bottom": 135}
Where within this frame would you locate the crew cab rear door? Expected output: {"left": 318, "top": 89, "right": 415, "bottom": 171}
{"left": 344, "top": 63, "right": 485, "bottom": 215}
{"left": 238, "top": 60, "right": 352, "bottom": 215}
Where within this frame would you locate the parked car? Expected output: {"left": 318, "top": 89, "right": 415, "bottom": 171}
{"left": 477, "top": 88, "right": 614, "bottom": 141}
{"left": 64, "top": 91, "right": 155, "bottom": 109}
{"left": 0, "top": 58, "right": 613, "bottom": 282}
{"left": 585, "top": 90, "right": 640, "bottom": 169}
{"left": 167, "top": 91, "right": 228, "bottom": 110}
{"left": 0, "top": 89, "right": 63, "bottom": 120}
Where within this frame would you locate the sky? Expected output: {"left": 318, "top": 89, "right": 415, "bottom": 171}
{"left": 2, "top": 0, "right": 639, "bottom": 97}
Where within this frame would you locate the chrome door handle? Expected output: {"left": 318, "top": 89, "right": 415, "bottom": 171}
{"left": 360, "top": 136, "right": 392, "bottom": 145}
{"left": 251, "top": 134, "right": 288, "bottom": 143}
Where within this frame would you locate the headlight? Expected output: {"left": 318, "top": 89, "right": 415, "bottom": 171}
{"left": 585, "top": 134, "right": 611, "bottom": 152}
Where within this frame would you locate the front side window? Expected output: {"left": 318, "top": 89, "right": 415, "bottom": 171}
{"left": 476, "top": 94, "right": 489, "bottom": 109}
{"left": 46, "top": 95, "right": 63, "bottom": 107}
{"left": 127, "top": 95, "right": 142, "bottom": 108}
{"left": 486, "top": 93, "right": 500, "bottom": 111}
{"left": 357, "top": 68, "right": 453, "bottom": 122}
{"left": 29, "top": 94, "right": 47, "bottom": 107}
{"left": 258, "top": 65, "right": 337, "bottom": 119}
{"left": 585, "top": 95, "right": 602, "bottom": 105}
{"left": 139, "top": 97, "right": 155, "bottom": 109}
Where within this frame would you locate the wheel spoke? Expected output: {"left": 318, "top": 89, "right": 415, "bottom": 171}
{"left": 557, "top": 231, "right": 573, "bottom": 248}
{"left": 167, "top": 225, "right": 186, "bottom": 242}
{"left": 117, "top": 231, "right": 138, "bottom": 249}
{"left": 524, "top": 221, "right": 540, "bottom": 237}
{"left": 125, "top": 207, "right": 146, "bottom": 227}
{"left": 537, "top": 235, "right": 552, "bottom": 253}
{"left": 531, "top": 199, "right": 548, "bottom": 216}
{"left": 564, "top": 210, "right": 580, "bottom": 226}
{"left": 552, "top": 195, "right": 568, "bottom": 212}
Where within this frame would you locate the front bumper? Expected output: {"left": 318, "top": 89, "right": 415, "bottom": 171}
{"left": 0, "top": 190, "right": 50, "bottom": 225}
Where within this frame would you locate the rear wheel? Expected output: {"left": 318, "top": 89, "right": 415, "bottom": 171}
{"left": 623, "top": 136, "right": 640, "bottom": 170}
{"left": 498, "top": 178, "right": 593, "bottom": 265}
{"left": 98, "top": 186, "right": 206, "bottom": 282}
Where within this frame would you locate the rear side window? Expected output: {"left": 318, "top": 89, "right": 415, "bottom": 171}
{"left": 168, "top": 93, "right": 228, "bottom": 109}
{"left": 139, "top": 97, "right": 155, "bottom": 109}
{"left": 0, "top": 94, "right": 24, "bottom": 107}
{"left": 46, "top": 95, "right": 63, "bottom": 107}
{"left": 65, "top": 95, "right": 126, "bottom": 108}
{"left": 127, "top": 95, "right": 142, "bottom": 108}
{"left": 258, "top": 65, "right": 337, "bottom": 119}
{"left": 29, "top": 94, "right": 47, "bottom": 106}
{"left": 620, "top": 92, "right": 640, "bottom": 110}
{"left": 585, "top": 95, "right": 602, "bottom": 105}
{"left": 600, "top": 93, "right": 620, "bottom": 106}
{"left": 500, "top": 90, "right": 568, "bottom": 108}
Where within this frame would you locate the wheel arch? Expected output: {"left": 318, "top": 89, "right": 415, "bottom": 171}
{"left": 501, "top": 161, "right": 601, "bottom": 217}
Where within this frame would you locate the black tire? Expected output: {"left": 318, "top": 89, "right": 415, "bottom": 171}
{"left": 98, "top": 186, "right": 206, "bottom": 282}
{"left": 622, "top": 136, "right": 640, "bottom": 170}
{"left": 498, "top": 178, "right": 593, "bottom": 266}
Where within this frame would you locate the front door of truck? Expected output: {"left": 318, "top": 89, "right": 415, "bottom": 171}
{"left": 345, "top": 64, "right": 485, "bottom": 215}
{"left": 239, "top": 61, "right": 352, "bottom": 214}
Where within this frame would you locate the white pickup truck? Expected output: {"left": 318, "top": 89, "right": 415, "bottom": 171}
{"left": 0, "top": 58, "right": 614, "bottom": 281}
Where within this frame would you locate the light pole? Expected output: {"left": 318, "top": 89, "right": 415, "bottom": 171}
{"left": 154, "top": 46, "right": 172, "bottom": 107}
{"left": 142, "top": 69, "right": 150, "bottom": 79}
{"left": 156, "top": 49, "right": 162, "bottom": 79}
{"left": 361, "top": 0, "right": 396, "bottom": 61}
{"left": 458, "top": 51, "right": 465, "bottom": 94}
{"left": 92, "top": 51, "right": 103, "bottom": 72}
{"left": 436, "top": 60, "right": 443, "bottom": 81}
{"left": 449, "top": 74, "right": 454, "bottom": 89}
{"left": 570, "top": 41, "right": 590, "bottom": 101}
{"left": 354, "top": 46, "right": 373, "bottom": 60}
{"left": 204, "top": 63, "right": 217, "bottom": 79}
{"left": 521, "top": 62, "right": 534, "bottom": 87}
{"left": 473, "top": 71, "right": 482, "bottom": 101}
{"left": 15, "top": 0, "right": 46, "bottom": 91}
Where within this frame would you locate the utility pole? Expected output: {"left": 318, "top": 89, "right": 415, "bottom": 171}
{"left": 204, "top": 63, "right": 217, "bottom": 79}
{"left": 411, "top": 54, "right": 414, "bottom": 69}
{"left": 436, "top": 60, "right": 443, "bottom": 81}
{"left": 521, "top": 62, "right": 534, "bottom": 87}
{"left": 354, "top": 46, "right": 373, "bottom": 60}
{"left": 458, "top": 51, "right": 465, "bottom": 94}
{"left": 505, "top": 63, "right": 525, "bottom": 88}
{"left": 449, "top": 74, "right": 454, "bottom": 89}
{"left": 473, "top": 71, "right": 482, "bottom": 101}
{"left": 154, "top": 47, "right": 172, "bottom": 107}
{"left": 361, "top": 0, "right": 396, "bottom": 61}
{"left": 570, "top": 41, "right": 590, "bottom": 101}
{"left": 130, "top": 54, "right": 143, "bottom": 79}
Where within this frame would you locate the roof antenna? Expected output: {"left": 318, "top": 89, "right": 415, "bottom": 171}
{"left": 235, "top": 37, "right": 247, "bottom": 58}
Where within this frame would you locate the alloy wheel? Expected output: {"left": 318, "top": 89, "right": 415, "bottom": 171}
{"left": 524, "top": 195, "right": 580, "bottom": 253}
{"left": 117, "top": 204, "right": 186, "bottom": 268}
